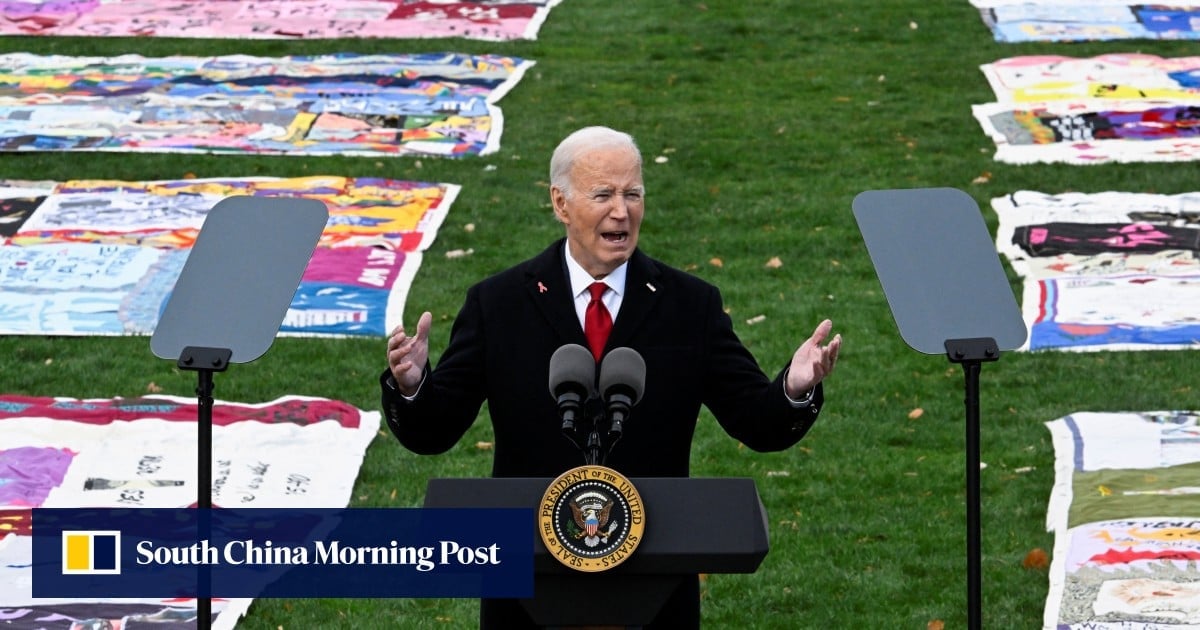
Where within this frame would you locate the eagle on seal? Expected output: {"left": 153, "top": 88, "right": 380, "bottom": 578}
{"left": 570, "top": 495, "right": 617, "bottom": 548}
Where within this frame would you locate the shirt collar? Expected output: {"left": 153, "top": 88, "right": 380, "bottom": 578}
{"left": 564, "top": 241, "right": 628, "bottom": 299}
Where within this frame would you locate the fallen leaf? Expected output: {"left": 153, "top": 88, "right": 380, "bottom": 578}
{"left": 764, "top": 256, "right": 783, "bottom": 269}
{"left": 746, "top": 314, "right": 766, "bottom": 325}
{"left": 654, "top": 155, "right": 669, "bottom": 164}
{"left": 766, "top": 470, "right": 790, "bottom": 477}
{"left": 1014, "top": 466, "right": 1036, "bottom": 474}
{"left": 475, "top": 441, "right": 493, "bottom": 450}
{"left": 909, "top": 21, "right": 919, "bottom": 29}
{"left": 464, "top": 223, "right": 476, "bottom": 232}
{"left": 908, "top": 408, "right": 924, "bottom": 419}
{"left": 928, "top": 621, "right": 944, "bottom": 630}
{"left": 390, "top": 488, "right": 397, "bottom": 501}
{"left": 43, "top": 358, "right": 52, "bottom": 365}
{"left": 971, "top": 171, "right": 992, "bottom": 184}
{"left": 709, "top": 257, "right": 723, "bottom": 267}
{"left": 445, "top": 248, "right": 474, "bottom": 259}
{"left": 1023, "top": 548, "right": 1049, "bottom": 570}
{"left": 146, "top": 382, "right": 163, "bottom": 393}
{"left": 834, "top": 96, "right": 852, "bottom": 102}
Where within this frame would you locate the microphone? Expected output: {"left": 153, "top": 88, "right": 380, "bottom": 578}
{"left": 598, "top": 347, "right": 645, "bottom": 438}
{"left": 548, "top": 344, "right": 596, "bottom": 433}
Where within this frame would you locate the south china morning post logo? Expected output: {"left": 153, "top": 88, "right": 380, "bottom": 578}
{"left": 34, "top": 508, "right": 532, "bottom": 599}
{"left": 130, "top": 536, "right": 499, "bottom": 572}
{"left": 61, "top": 530, "right": 122, "bottom": 575}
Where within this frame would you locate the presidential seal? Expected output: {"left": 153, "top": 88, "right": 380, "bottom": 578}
{"left": 538, "top": 465, "right": 645, "bottom": 572}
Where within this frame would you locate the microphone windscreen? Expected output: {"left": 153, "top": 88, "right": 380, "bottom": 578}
{"left": 548, "top": 343, "right": 596, "bottom": 396}
{"left": 599, "top": 347, "right": 646, "bottom": 403}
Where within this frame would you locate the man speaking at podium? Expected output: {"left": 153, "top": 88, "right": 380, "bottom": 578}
{"left": 381, "top": 126, "right": 841, "bottom": 628}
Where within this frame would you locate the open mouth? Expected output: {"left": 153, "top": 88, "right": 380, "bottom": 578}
{"left": 601, "top": 231, "right": 628, "bottom": 243}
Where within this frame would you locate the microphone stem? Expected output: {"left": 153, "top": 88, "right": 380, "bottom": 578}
{"left": 586, "top": 428, "right": 602, "bottom": 465}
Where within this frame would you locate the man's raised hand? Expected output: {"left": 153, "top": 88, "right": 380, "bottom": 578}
{"left": 785, "top": 318, "right": 842, "bottom": 399}
{"left": 388, "top": 311, "right": 432, "bottom": 396}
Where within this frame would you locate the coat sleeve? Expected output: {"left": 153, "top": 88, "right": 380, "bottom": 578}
{"left": 380, "top": 284, "right": 489, "bottom": 455}
{"left": 699, "top": 284, "right": 824, "bottom": 452}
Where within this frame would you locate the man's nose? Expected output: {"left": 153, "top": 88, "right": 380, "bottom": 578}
{"left": 608, "top": 197, "right": 630, "bottom": 220}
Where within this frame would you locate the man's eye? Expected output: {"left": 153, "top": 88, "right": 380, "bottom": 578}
{"left": 625, "top": 192, "right": 642, "bottom": 200}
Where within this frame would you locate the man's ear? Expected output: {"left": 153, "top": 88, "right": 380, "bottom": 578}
{"left": 550, "top": 186, "right": 569, "bottom": 224}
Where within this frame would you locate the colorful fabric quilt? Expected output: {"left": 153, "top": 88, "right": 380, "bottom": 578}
{"left": 1042, "top": 411, "right": 1200, "bottom": 629}
{"left": 971, "top": 0, "right": 1200, "bottom": 43}
{"left": 0, "top": 393, "right": 382, "bottom": 629}
{"left": 0, "top": 52, "right": 533, "bottom": 158}
{"left": 973, "top": 54, "right": 1200, "bottom": 164}
{"left": 0, "top": 0, "right": 565, "bottom": 41}
{"left": 992, "top": 190, "right": 1200, "bottom": 352}
{"left": 0, "top": 176, "right": 460, "bottom": 337}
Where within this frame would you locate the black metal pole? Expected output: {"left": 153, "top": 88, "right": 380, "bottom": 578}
{"left": 945, "top": 337, "right": 996, "bottom": 630}
{"left": 962, "top": 359, "right": 982, "bottom": 630}
{"left": 196, "top": 368, "right": 214, "bottom": 629}
{"left": 178, "top": 346, "right": 228, "bottom": 629}
{"left": 197, "top": 369, "right": 214, "bottom": 509}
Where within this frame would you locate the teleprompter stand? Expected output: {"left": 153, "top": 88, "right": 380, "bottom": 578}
{"left": 853, "top": 188, "right": 1027, "bottom": 630}
{"left": 150, "top": 196, "right": 327, "bottom": 627}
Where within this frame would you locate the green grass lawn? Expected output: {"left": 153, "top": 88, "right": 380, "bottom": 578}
{"left": 2, "top": 1, "right": 1198, "bottom": 628}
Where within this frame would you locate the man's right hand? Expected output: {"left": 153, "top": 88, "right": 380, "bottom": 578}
{"left": 387, "top": 311, "right": 432, "bottom": 396}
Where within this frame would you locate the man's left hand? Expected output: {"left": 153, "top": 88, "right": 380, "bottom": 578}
{"left": 785, "top": 318, "right": 841, "bottom": 398}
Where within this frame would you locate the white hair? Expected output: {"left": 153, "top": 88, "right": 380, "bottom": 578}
{"left": 549, "top": 126, "right": 643, "bottom": 199}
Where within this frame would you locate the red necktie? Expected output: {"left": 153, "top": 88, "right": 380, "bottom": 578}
{"left": 584, "top": 281, "right": 612, "bottom": 362}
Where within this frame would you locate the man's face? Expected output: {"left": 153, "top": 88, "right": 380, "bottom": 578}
{"left": 551, "top": 146, "right": 644, "bottom": 279}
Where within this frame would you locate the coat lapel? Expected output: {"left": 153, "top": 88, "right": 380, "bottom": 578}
{"left": 607, "top": 249, "right": 661, "bottom": 350}
{"left": 524, "top": 239, "right": 587, "bottom": 345}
